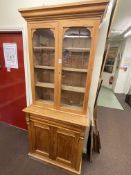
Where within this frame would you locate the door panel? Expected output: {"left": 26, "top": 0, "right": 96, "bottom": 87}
{"left": 0, "top": 32, "right": 26, "bottom": 129}
{"left": 33, "top": 122, "right": 50, "bottom": 157}
{"left": 56, "top": 128, "right": 76, "bottom": 167}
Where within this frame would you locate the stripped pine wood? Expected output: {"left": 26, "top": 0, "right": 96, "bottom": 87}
{"left": 19, "top": 1, "right": 108, "bottom": 174}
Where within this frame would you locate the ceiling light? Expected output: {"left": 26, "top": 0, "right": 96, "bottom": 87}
{"left": 124, "top": 30, "right": 131, "bottom": 38}
{"left": 111, "top": 30, "right": 123, "bottom": 34}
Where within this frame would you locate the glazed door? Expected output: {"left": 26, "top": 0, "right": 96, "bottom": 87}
{"left": 102, "top": 44, "right": 119, "bottom": 89}
{"left": 0, "top": 32, "right": 26, "bottom": 129}
{"left": 28, "top": 22, "right": 59, "bottom": 108}
{"left": 58, "top": 19, "right": 99, "bottom": 114}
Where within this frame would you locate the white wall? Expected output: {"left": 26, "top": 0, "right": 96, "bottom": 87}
{"left": 88, "top": 0, "right": 115, "bottom": 120}
{"left": 114, "top": 37, "right": 131, "bottom": 94}
{"left": 0, "top": 0, "right": 43, "bottom": 26}
{"left": 0, "top": 0, "right": 114, "bottom": 153}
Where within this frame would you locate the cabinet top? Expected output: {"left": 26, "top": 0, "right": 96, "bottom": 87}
{"left": 23, "top": 105, "right": 89, "bottom": 127}
{"left": 19, "top": 0, "right": 109, "bottom": 22}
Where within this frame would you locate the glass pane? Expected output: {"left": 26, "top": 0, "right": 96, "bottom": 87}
{"left": 36, "top": 87, "right": 54, "bottom": 101}
{"left": 32, "top": 28, "right": 55, "bottom": 103}
{"left": 33, "top": 29, "right": 55, "bottom": 67}
{"left": 61, "top": 27, "right": 91, "bottom": 108}
{"left": 62, "top": 71, "right": 86, "bottom": 87}
{"left": 61, "top": 91, "right": 84, "bottom": 107}
{"left": 35, "top": 69, "right": 54, "bottom": 83}
{"left": 104, "top": 65, "right": 113, "bottom": 73}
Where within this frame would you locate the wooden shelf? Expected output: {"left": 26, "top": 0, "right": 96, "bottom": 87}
{"left": 36, "top": 82, "right": 54, "bottom": 88}
{"left": 61, "top": 104, "right": 82, "bottom": 110}
{"left": 33, "top": 46, "right": 54, "bottom": 51}
{"left": 36, "top": 82, "right": 85, "bottom": 92}
{"left": 64, "top": 35, "right": 90, "bottom": 38}
{"left": 34, "top": 65, "right": 54, "bottom": 70}
{"left": 64, "top": 47, "right": 90, "bottom": 52}
{"left": 35, "top": 66, "right": 87, "bottom": 72}
{"left": 36, "top": 99, "right": 53, "bottom": 104}
{"left": 105, "top": 64, "right": 113, "bottom": 67}
{"left": 62, "top": 67, "right": 87, "bottom": 73}
{"left": 62, "top": 85, "right": 85, "bottom": 93}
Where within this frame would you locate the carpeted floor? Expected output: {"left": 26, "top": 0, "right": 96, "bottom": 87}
{"left": 0, "top": 94, "right": 131, "bottom": 175}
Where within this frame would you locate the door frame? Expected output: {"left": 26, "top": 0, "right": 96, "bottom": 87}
{"left": 0, "top": 26, "right": 31, "bottom": 106}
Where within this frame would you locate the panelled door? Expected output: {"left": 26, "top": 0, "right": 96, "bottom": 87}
{"left": 0, "top": 32, "right": 26, "bottom": 129}
{"left": 29, "top": 118, "right": 84, "bottom": 170}
{"left": 57, "top": 19, "right": 99, "bottom": 114}
{"left": 30, "top": 120, "right": 51, "bottom": 158}
{"left": 55, "top": 127, "right": 83, "bottom": 170}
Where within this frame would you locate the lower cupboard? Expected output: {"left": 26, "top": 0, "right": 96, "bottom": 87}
{"left": 26, "top": 114, "right": 86, "bottom": 175}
